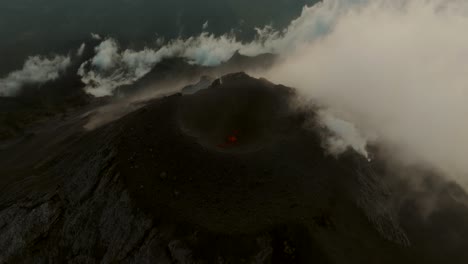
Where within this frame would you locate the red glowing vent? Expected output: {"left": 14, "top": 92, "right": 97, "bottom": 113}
{"left": 218, "top": 130, "right": 240, "bottom": 148}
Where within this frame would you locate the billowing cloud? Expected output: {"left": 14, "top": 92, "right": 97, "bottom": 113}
{"left": 263, "top": 0, "right": 468, "bottom": 188}
{"left": 78, "top": 38, "right": 179, "bottom": 97}
{"left": 78, "top": 34, "right": 240, "bottom": 97}
{"left": 0, "top": 55, "right": 71, "bottom": 97}
{"left": 91, "top": 39, "right": 120, "bottom": 70}
{"left": 75, "top": 0, "right": 366, "bottom": 98}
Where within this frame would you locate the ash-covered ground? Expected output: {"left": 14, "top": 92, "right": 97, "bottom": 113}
{"left": 1, "top": 52, "right": 468, "bottom": 263}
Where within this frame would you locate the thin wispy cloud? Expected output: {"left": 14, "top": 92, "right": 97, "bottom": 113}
{"left": 0, "top": 55, "right": 71, "bottom": 96}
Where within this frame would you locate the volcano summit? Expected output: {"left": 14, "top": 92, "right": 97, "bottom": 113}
{"left": 2, "top": 71, "right": 467, "bottom": 263}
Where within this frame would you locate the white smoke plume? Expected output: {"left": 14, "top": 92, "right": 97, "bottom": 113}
{"left": 77, "top": 43, "right": 86, "bottom": 57}
{"left": 263, "top": 0, "right": 468, "bottom": 188}
{"left": 316, "top": 110, "right": 371, "bottom": 160}
{"left": 91, "top": 33, "right": 102, "bottom": 40}
{"left": 0, "top": 55, "right": 71, "bottom": 96}
{"left": 202, "top": 21, "right": 209, "bottom": 30}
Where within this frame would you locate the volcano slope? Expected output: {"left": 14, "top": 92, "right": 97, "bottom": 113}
{"left": 1, "top": 73, "right": 468, "bottom": 263}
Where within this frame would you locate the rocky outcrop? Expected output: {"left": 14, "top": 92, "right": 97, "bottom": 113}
{"left": 0, "top": 127, "right": 169, "bottom": 263}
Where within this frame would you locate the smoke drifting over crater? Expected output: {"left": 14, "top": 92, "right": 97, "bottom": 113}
{"left": 265, "top": 0, "right": 468, "bottom": 188}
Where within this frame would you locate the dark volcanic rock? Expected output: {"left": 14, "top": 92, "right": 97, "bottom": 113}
{"left": 178, "top": 72, "right": 294, "bottom": 152}
{"left": 1, "top": 73, "right": 468, "bottom": 263}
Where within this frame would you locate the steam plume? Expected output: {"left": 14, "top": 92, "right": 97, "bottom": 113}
{"left": 264, "top": 0, "right": 468, "bottom": 188}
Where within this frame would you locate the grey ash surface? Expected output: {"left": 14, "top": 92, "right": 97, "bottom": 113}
{"left": 1, "top": 73, "right": 468, "bottom": 263}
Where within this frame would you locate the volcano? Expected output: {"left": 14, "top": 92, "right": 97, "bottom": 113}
{"left": 1, "top": 72, "right": 468, "bottom": 263}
